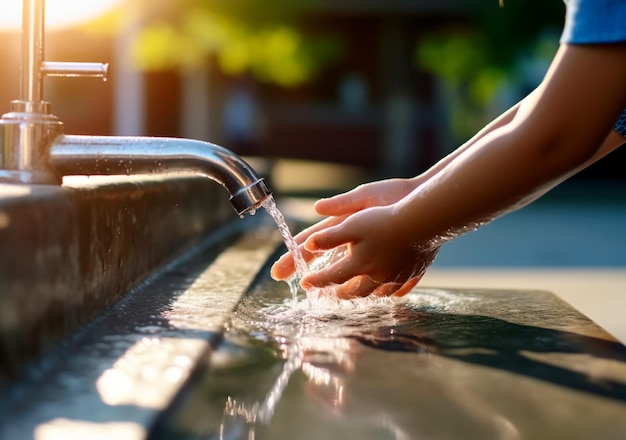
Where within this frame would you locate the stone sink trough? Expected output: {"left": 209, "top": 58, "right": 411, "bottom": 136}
{"left": 1, "top": 173, "right": 626, "bottom": 440}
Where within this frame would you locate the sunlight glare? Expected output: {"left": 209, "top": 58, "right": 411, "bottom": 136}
{"left": 0, "top": 0, "right": 122, "bottom": 31}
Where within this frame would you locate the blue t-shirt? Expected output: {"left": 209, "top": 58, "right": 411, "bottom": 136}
{"left": 560, "top": 0, "right": 626, "bottom": 136}
{"left": 560, "top": 0, "right": 626, "bottom": 44}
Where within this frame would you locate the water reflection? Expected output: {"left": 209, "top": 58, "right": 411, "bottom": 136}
{"left": 351, "top": 312, "right": 626, "bottom": 402}
{"left": 151, "top": 281, "right": 626, "bottom": 440}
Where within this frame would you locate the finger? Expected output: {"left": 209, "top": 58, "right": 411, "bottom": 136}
{"left": 304, "top": 225, "right": 354, "bottom": 253}
{"left": 270, "top": 261, "right": 294, "bottom": 281}
{"left": 300, "top": 257, "right": 360, "bottom": 290}
{"left": 392, "top": 278, "right": 420, "bottom": 297}
{"left": 335, "top": 275, "right": 380, "bottom": 299}
{"left": 371, "top": 282, "right": 403, "bottom": 298}
{"left": 314, "top": 187, "right": 372, "bottom": 216}
{"left": 370, "top": 276, "right": 420, "bottom": 298}
{"left": 272, "top": 216, "right": 349, "bottom": 281}
{"left": 291, "top": 215, "right": 345, "bottom": 245}
{"left": 270, "top": 244, "right": 317, "bottom": 280}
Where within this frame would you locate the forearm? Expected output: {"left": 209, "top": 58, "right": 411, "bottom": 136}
{"left": 399, "top": 126, "right": 625, "bottom": 247}
{"left": 399, "top": 44, "right": 626, "bottom": 246}
{"left": 579, "top": 129, "right": 625, "bottom": 169}
{"left": 508, "top": 128, "right": 625, "bottom": 206}
{"left": 398, "top": 128, "right": 593, "bottom": 247}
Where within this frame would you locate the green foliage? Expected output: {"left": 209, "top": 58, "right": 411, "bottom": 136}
{"left": 417, "top": 0, "right": 564, "bottom": 95}
{"left": 131, "top": 0, "right": 342, "bottom": 87}
{"left": 416, "top": 0, "right": 564, "bottom": 137}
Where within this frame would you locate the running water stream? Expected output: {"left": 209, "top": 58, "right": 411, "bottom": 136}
{"left": 261, "top": 196, "right": 310, "bottom": 301}
{"left": 261, "top": 195, "right": 347, "bottom": 302}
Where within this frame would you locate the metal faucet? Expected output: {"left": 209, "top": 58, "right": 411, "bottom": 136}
{"left": 51, "top": 136, "right": 271, "bottom": 216}
{"left": 0, "top": 0, "right": 271, "bottom": 216}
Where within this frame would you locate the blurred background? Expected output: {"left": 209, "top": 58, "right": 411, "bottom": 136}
{"left": 0, "top": 0, "right": 624, "bottom": 268}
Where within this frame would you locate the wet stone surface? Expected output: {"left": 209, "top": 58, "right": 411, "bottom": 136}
{"left": 2, "top": 203, "right": 625, "bottom": 439}
{"left": 0, "top": 177, "right": 232, "bottom": 387}
{"left": 153, "top": 279, "right": 626, "bottom": 440}
{"left": 0, "top": 217, "right": 282, "bottom": 439}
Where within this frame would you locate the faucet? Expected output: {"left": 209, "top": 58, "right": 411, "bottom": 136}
{"left": 0, "top": 0, "right": 271, "bottom": 216}
{"left": 50, "top": 136, "right": 271, "bottom": 216}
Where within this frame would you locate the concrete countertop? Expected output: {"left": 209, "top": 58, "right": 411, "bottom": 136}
{"left": 0, "top": 176, "right": 234, "bottom": 387}
{"left": 422, "top": 269, "right": 626, "bottom": 345}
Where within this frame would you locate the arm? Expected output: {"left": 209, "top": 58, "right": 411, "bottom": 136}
{"left": 271, "top": 86, "right": 531, "bottom": 281}
{"left": 514, "top": 128, "right": 626, "bottom": 206}
{"left": 314, "top": 92, "right": 529, "bottom": 217}
{"left": 301, "top": 43, "right": 626, "bottom": 298}
{"left": 397, "top": 44, "right": 626, "bottom": 229}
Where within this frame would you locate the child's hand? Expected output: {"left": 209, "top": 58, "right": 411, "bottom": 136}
{"left": 270, "top": 214, "right": 348, "bottom": 281}
{"left": 300, "top": 203, "right": 440, "bottom": 299}
{"left": 270, "top": 178, "right": 419, "bottom": 282}
{"left": 313, "top": 177, "right": 419, "bottom": 216}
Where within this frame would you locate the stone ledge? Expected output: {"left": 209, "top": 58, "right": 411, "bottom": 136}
{"left": 0, "top": 218, "right": 281, "bottom": 439}
{"left": 0, "top": 176, "right": 234, "bottom": 385}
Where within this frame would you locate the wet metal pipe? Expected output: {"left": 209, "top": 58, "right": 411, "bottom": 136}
{"left": 21, "top": 0, "right": 44, "bottom": 103}
{"left": 50, "top": 135, "right": 271, "bottom": 216}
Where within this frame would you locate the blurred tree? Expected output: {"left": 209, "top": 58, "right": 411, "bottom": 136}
{"left": 417, "top": 0, "right": 564, "bottom": 102}
{"left": 85, "top": 0, "right": 566, "bottom": 140}
{"left": 125, "top": 0, "right": 342, "bottom": 87}
{"left": 416, "top": 0, "right": 565, "bottom": 138}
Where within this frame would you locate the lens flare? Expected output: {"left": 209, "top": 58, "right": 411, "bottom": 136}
{"left": 0, "top": 0, "right": 122, "bottom": 31}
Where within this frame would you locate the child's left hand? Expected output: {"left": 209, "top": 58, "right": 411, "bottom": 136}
{"left": 299, "top": 203, "right": 440, "bottom": 299}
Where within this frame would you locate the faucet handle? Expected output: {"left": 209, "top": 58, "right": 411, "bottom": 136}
{"left": 41, "top": 61, "right": 109, "bottom": 80}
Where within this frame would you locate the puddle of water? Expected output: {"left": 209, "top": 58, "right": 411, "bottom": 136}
{"left": 151, "top": 272, "right": 626, "bottom": 440}
{"left": 143, "top": 198, "right": 626, "bottom": 439}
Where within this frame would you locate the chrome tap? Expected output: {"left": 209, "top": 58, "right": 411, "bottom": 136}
{"left": 51, "top": 135, "right": 271, "bottom": 216}
{"left": 0, "top": 0, "right": 271, "bottom": 216}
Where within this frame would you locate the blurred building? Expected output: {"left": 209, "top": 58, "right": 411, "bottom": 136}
{"left": 251, "top": 0, "right": 466, "bottom": 177}
{"left": 0, "top": 0, "right": 624, "bottom": 183}
{"left": 0, "top": 0, "right": 467, "bottom": 178}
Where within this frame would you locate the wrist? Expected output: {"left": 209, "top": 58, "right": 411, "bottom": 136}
{"left": 390, "top": 195, "right": 448, "bottom": 252}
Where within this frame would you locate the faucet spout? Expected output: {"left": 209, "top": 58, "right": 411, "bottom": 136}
{"left": 50, "top": 135, "right": 272, "bottom": 216}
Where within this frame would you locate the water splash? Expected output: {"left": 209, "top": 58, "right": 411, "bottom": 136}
{"left": 230, "top": 196, "right": 404, "bottom": 431}
{"left": 261, "top": 195, "right": 352, "bottom": 304}
{"left": 218, "top": 290, "right": 406, "bottom": 433}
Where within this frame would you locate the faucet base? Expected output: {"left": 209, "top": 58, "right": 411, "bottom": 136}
{"left": 0, "top": 101, "right": 64, "bottom": 184}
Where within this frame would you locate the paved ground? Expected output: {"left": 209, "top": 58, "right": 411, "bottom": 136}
{"left": 421, "top": 268, "right": 626, "bottom": 345}
{"left": 432, "top": 198, "right": 626, "bottom": 268}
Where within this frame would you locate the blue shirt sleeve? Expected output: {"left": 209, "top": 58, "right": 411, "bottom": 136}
{"left": 615, "top": 109, "right": 626, "bottom": 138}
{"left": 560, "top": 0, "right": 626, "bottom": 136}
{"left": 560, "top": 0, "right": 626, "bottom": 44}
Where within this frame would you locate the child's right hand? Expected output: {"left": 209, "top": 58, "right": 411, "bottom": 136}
{"left": 298, "top": 202, "right": 440, "bottom": 299}
{"left": 270, "top": 177, "right": 421, "bottom": 282}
